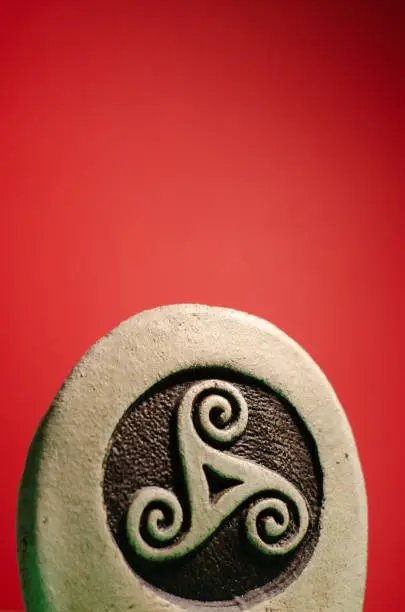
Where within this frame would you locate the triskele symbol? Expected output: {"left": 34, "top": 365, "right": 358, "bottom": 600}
{"left": 126, "top": 380, "right": 309, "bottom": 562}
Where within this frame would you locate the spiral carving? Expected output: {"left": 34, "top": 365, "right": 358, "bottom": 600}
{"left": 195, "top": 385, "right": 248, "bottom": 444}
{"left": 126, "top": 380, "right": 309, "bottom": 562}
{"left": 127, "top": 488, "right": 183, "bottom": 556}
{"left": 246, "top": 498, "right": 301, "bottom": 555}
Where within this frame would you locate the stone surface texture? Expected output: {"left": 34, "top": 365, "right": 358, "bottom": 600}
{"left": 18, "top": 305, "right": 367, "bottom": 611}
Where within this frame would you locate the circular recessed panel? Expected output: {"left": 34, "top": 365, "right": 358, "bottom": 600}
{"left": 103, "top": 369, "right": 323, "bottom": 605}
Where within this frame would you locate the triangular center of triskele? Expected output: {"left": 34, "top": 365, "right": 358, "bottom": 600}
{"left": 202, "top": 464, "right": 244, "bottom": 503}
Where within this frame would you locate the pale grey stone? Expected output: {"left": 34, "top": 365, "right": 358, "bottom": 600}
{"left": 18, "top": 305, "right": 367, "bottom": 611}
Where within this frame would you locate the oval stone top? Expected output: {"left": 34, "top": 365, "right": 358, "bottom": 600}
{"left": 17, "top": 305, "right": 367, "bottom": 611}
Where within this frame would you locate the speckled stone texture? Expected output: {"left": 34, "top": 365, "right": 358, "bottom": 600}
{"left": 17, "top": 305, "right": 367, "bottom": 611}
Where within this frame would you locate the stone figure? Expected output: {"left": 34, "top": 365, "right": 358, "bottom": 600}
{"left": 17, "top": 305, "right": 367, "bottom": 611}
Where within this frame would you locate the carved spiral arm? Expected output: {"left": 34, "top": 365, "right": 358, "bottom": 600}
{"left": 246, "top": 497, "right": 305, "bottom": 555}
{"left": 194, "top": 384, "right": 248, "bottom": 445}
{"left": 127, "top": 487, "right": 183, "bottom": 556}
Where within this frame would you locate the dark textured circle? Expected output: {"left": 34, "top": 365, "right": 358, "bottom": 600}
{"left": 103, "top": 369, "right": 323, "bottom": 606}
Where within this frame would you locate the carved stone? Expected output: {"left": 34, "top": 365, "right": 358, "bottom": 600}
{"left": 18, "top": 305, "right": 367, "bottom": 611}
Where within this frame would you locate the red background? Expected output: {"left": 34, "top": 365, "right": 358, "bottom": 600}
{"left": 1, "top": 1, "right": 404, "bottom": 609}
